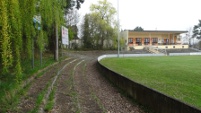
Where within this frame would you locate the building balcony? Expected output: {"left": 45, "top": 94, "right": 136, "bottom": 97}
{"left": 128, "top": 43, "right": 189, "bottom": 50}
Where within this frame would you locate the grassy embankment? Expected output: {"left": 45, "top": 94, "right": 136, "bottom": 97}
{"left": 0, "top": 54, "right": 55, "bottom": 112}
{"left": 100, "top": 56, "right": 201, "bottom": 109}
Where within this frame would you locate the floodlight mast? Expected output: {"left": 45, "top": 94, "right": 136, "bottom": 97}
{"left": 117, "top": 0, "right": 120, "bottom": 57}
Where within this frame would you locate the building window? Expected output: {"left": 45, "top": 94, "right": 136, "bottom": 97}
{"left": 164, "top": 39, "right": 169, "bottom": 45}
{"left": 145, "top": 38, "right": 150, "bottom": 42}
{"left": 128, "top": 38, "right": 133, "bottom": 44}
{"left": 144, "top": 38, "right": 150, "bottom": 45}
{"left": 136, "top": 38, "right": 142, "bottom": 45}
{"left": 152, "top": 38, "right": 158, "bottom": 43}
{"left": 152, "top": 38, "right": 158, "bottom": 45}
{"left": 136, "top": 38, "right": 141, "bottom": 42}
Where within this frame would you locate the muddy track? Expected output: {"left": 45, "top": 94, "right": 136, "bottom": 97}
{"left": 86, "top": 59, "right": 145, "bottom": 113}
{"left": 73, "top": 60, "right": 102, "bottom": 113}
{"left": 15, "top": 51, "right": 147, "bottom": 113}
{"left": 52, "top": 59, "right": 103, "bottom": 113}
{"left": 52, "top": 59, "right": 80, "bottom": 113}
{"left": 16, "top": 58, "right": 75, "bottom": 113}
{"left": 54, "top": 51, "right": 146, "bottom": 113}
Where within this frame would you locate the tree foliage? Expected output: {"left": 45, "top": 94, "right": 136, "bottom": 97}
{"left": 64, "top": 0, "right": 84, "bottom": 12}
{"left": 65, "top": 8, "right": 80, "bottom": 26}
{"left": 134, "top": 26, "right": 144, "bottom": 31}
{"left": 82, "top": 14, "right": 93, "bottom": 48}
{"left": 20, "top": 0, "right": 36, "bottom": 59}
{"left": 0, "top": 0, "right": 84, "bottom": 82}
{"left": 0, "top": 0, "right": 13, "bottom": 74}
{"left": 82, "top": 0, "right": 117, "bottom": 49}
{"left": 192, "top": 20, "right": 201, "bottom": 39}
{"left": 7, "top": 0, "right": 23, "bottom": 82}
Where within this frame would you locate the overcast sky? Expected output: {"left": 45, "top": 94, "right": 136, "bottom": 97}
{"left": 78, "top": 0, "right": 201, "bottom": 31}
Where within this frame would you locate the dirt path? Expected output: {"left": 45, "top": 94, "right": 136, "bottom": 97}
{"left": 73, "top": 60, "right": 102, "bottom": 113}
{"left": 53, "top": 51, "right": 146, "bottom": 113}
{"left": 52, "top": 59, "right": 80, "bottom": 113}
{"left": 85, "top": 59, "right": 143, "bottom": 113}
{"left": 15, "top": 51, "right": 147, "bottom": 113}
{"left": 16, "top": 59, "right": 74, "bottom": 113}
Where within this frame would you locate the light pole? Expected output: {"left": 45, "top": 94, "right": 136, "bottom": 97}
{"left": 117, "top": 0, "right": 120, "bottom": 57}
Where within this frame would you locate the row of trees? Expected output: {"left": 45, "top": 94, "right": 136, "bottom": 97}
{"left": 0, "top": 0, "right": 84, "bottom": 82}
{"left": 81, "top": 0, "right": 118, "bottom": 49}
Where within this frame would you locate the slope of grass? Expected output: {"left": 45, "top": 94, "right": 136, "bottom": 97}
{"left": 100, "top": 56, "right": 201, "bottom": 109}
{"left": 0, "top": 53, "right": 55, "bottom": 112}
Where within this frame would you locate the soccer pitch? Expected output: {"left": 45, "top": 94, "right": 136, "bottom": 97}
{"left": 100, "top": 56, "right": 201, "bottom": 109}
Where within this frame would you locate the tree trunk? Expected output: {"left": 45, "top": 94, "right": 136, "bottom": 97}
{"left": 55, "top": 23, "right": 59, "bottom": 61}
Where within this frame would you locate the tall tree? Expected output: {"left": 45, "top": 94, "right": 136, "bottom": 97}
{"left": 0, "top": 0, "right": 13, "bottom": 74}
{"left": 0, "top": 0, "right": 84, "bottom": 76}
{"left": 64, "top": 0, "right": 84, "bottom": 13}
{"left": 19, "top": 0, "right": 36, "bottom": 59}
{"left": 82, "top": 0, "right": 117, "bottom": 49}
{"left": 65, "top": 8, "right": 80, "bottom": 26}
{"left": 39, "top": 0, "right": 66, "bottom": 60}
{"left": 82, "top": 14, "right": 93, "bottom": 48}
{"left": 192, "top": 20, "right": 201, "bottom": 39}
{"left": 7, "top": 0, "right": 23, "bottom": 82}
{"left": 134, "top": 26, "right": 144, "bottom": 31}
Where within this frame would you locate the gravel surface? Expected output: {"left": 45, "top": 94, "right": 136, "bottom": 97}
{"left": 60, "top": 51, "right": 146, "bottom": 113}
{"left": 16, "top": 59, "right": 72, "bottom": 113}
{"left": 15, "top": 51, "right": 148, "bottom": 113}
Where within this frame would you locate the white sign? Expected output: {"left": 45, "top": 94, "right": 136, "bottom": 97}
{"left": 62, "top": 26, "right": 69, "bottom": 45}
{"left": 33, "top": 15, "right": 41, "bottom": 24}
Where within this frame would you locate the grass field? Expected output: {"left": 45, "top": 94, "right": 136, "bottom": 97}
{"left": 100, "top": 56, "right": 201, "bottom": 109}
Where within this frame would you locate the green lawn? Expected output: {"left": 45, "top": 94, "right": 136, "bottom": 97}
{"left": 100, "top": 56, "right": 201, "bottom": 109}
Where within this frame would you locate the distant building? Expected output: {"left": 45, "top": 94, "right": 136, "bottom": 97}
{"left": 121, "top": 30, "right": 188, "bottom": 51}
{"left": 70, "top": 36, "right": 83, "bottom": 49}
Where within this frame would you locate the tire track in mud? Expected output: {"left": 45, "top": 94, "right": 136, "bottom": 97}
{"left": 75, "top": 51, "right": 146, "bottom": 113}
{"left": 53, "top": 59, "right": 103, "bottom": 113}
{"left": 86, "top": 59, "right": 144, "bottom": 113}
{"left": 53, "top": 51, "right": 147, "bottom": 113}
{"left": 16, "top": 51, "right": 149, "bottom": 113}
{"left": 38, "top": 59, "right": 78, "bottom": 113}
{"left": 73, "top": 60, "right": 103, "bottom": 113}
{"left": 16, "top": 58, "right": 75, "bottom": 113}
{"left": 52, "top": 60, "right": 81, "bottom": 113}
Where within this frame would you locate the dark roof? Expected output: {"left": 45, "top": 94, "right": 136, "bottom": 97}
{"left": 127, "top": 30, "right": 188, "bottom": 34}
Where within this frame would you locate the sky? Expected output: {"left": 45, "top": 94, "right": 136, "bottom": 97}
{"left": 78, "top": 0, "right": 201, "bottom": 31}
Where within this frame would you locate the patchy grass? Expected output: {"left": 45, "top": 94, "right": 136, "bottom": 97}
{"left": 0, "top": 54, "right": 55, "bottom": 112}
{"left": 21, "top": 54, "right": 55, "bottom": 80}
{"left": 100, "top": 56, "right": 201, "bottom": 109}
{"left": 29, "top": 82, "right": 50, "bottom": 113}
{"left": 44, "top": 89, "right": 55, "bottom": 112}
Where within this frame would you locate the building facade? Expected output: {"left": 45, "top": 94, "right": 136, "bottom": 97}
{"left": 121, "top": 30, "right": 188, "bottom": 50}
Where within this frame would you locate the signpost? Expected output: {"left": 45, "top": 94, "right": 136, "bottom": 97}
{"left": 61, "top": 26, "right": 69, "bottom": 57}
{"left": 61, "top": 26, "right": 69, "bottom": 45}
